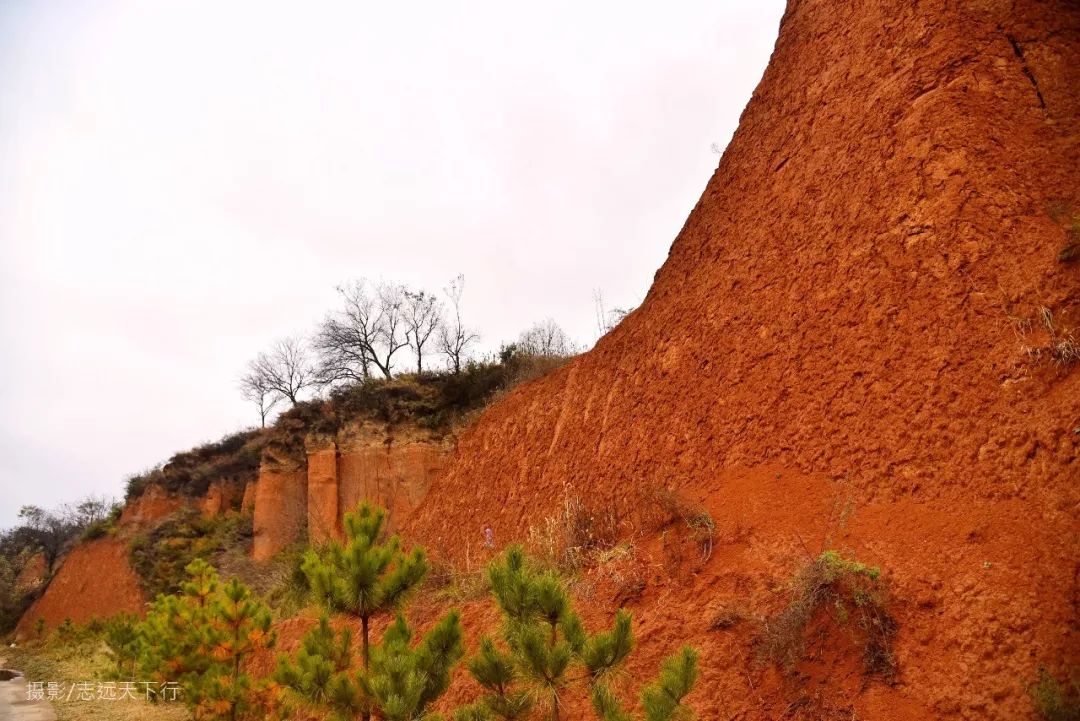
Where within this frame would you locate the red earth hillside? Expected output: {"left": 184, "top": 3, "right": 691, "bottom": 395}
{"left": 15, "top": 538, "right": 145, "bottom": 638}
{"left": 406, "top": 1, "right": 1080, "bottom": 719}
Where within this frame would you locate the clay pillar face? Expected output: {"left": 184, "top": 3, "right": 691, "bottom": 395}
{"left": 252, "top": 460, "right": 307, "bottom": 562}
{"left": 241, "top": 480, "right": 258, "bottom": 514}
{"left": 307, "top": 445, "right": 341, "bottom": 545}
{"left": 201, "top": 482, "right": 223, "bottom": 517}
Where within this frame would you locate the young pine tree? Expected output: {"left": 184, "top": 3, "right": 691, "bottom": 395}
{"left": 591, "top": 647, "right": 699, "bottom": 721}
{"left": 455, "top": 546, "right": 641, "bottom": 721}
{"left": 360, "top": 611, "right": 464, "bottom": 720}
{"left": 276, "top": 615, "right": 363, "bottom": 720}
{"left": 301, "top": 503, "right": 428, "bottom": 670}
{"left": 278, "top": 502, "right": 463, "bottom": 721}
{"left": 277, "top": 611, "right": 463, "bottom": 721}
{"left": 139, "top": 558, "right": 278, "bottom": 721}
{"left": 103, "top": 613, "right": 141, "bottom": 679}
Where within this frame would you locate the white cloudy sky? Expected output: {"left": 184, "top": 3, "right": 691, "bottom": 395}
{"left": 0, "top": 0, "right": 784, "bottom": 526}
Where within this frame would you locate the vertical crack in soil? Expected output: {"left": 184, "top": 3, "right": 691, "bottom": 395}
{"left": 1007, "top": 34, "right": 1047, "bottom": 110}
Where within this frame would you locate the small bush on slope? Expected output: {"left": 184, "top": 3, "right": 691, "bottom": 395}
{"left": 81, "top": 503, "right": 123, "bottom": 541}
{"left": 647, "top": 488, "right": 715, "bottom": 562}
{"left": 102, "top": 613, "right": 140, "bottom": 679}
{"left": 125, "top": 430, "right": 265, "bottom": 501}
{"left": 1030, "top": 667, "right": 1080, "bottom": 721}
{"left": 129, "top": 510, "right": 252, "bottom": 598}
{"left": 757, "top": 550, "right": 898, "bottom": 681}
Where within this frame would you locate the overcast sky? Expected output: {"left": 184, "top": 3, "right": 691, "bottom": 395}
{"left": 0, "top": 0, "right": 784, "bottom": 526}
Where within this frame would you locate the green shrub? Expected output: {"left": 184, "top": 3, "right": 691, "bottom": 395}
{"left": 129, "top": 510, "right": 253, "bottom": 598}
{"left": 1030, "top": 667, "right": 1080, "bottom": 721}
{"left": 758, "top": 550, "right": 898, "bottom": 680}
{"left": 0, "top": 555, "right": 38, "bottom": 635}
{"left": 256, "top": 543, "right": 313, "bottom": 618}
{"left": 103, "top": 613, "right": 140, "bottom": 679}
{"left": 140, "top": 559, "right": 278, "bottom": 720}
{"left": 80, "top": 510, "right": 120, "bottom": 542}
{"left": 124, "top": 430, "right": 265, "bottom": 501}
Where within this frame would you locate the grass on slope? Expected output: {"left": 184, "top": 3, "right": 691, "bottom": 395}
{"left": 4, "top": 637, "right": 188, "bottom": 721}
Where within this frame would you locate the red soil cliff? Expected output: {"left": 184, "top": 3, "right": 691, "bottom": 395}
{"left": 14, "top": 538, "right": 145, "bottom": 639}
{"left": 407, "top": 2, "right": 1079, "bottom": 719}
{"left": 253, "top": 427, "right": 452, "bottom": 559}
{"left": 253, "top": 449, "right": 309, "bottom": 561}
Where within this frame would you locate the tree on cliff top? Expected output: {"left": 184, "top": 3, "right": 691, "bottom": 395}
{"left": 517, "top": 319, "right": 573, "bottom": 357}
{"left": 315, "top": 280, "right": 412, "bottom": 382}
{"left": 440, "top": 274, "right": 479, "bottom": 374}
{"left": 403, "top": 288, "right": 442, "bottom": 374}
{"left": 246, "top": 336, "right": 317, "bottom": 405}
{"left": 12, "top": 496, "right": 117, "bottom": 574}
{"left": 239, "top": 368, "right": 280, "bottom": 427}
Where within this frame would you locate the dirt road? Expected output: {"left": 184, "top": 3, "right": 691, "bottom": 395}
{"left": 0, "top": 664, "right": 55, "bottom": 721}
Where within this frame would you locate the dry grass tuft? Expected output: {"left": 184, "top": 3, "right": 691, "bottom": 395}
{"left": 526, "top": 495, "right": 623, "bottom": 573}
{"left": 648, "top": 486, "right": 716, "bottom": 561}
{"left": 425, "top": 559, "right": 490, "bottom": 604}
{"left": 708, "top": 606, "right": 746, "bottom": 631}
{"left": 1020, "top": 307, "right": 1080, "bottom": 368}
{"left": 1029, "top": 666, "right": 1080, "bottom": 721}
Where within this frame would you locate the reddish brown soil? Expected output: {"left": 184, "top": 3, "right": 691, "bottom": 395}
{"left": 16, "top": 1, "right": 1079, "bottom": 719}
{"left": 405, "top": 2, "right": 1080, "bottom": 719}
{"left": 253, "top": 454, "right": 309, "bottom": 561}
{"left": 118, "top": 483, "right": 186, "bottom": 525}
{"left": 254, "top": 431, "right": 452, "bottom": 559}
{"left": 14, "top": 538, "right": 145, "bottom": 639}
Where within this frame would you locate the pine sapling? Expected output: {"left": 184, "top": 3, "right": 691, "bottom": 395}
{"left": 461, "top": 546, "right": 637, "bottom": 721}
{"left": 138, "top": 559, "right": 278, "bottom": 721}
{"left": 280, "top": 503, "right": 463, "bottom": 721}
{"left": 591, "top": 646, "right": 699, "bottom": 721}
{"left": 103, "top": 613, "right": 140, "bottom": 679}
{"left": 359, "top": 611, "right": 464, "bottom": 721}
{"left": 302, "top": 503, "right": 428, "bottom": 672}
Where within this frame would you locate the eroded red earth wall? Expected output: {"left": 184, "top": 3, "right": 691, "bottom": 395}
{"left": 14, "top": 539, "right": 145, "bottom": 639}
{"left": 406, "top": 2, "right": 1080, "bottom": 719}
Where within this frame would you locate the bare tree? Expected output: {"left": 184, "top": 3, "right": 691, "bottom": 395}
{"left": 518, "top": 318, "right": 573, "bottom": 357}
{"left": 251, "top": 336, "right": 316, "bottom": 404}
{"left": 403, "top": 288, "right": 442, "bottom": 374}
{"left": 439, "top": 274, "right": 479, "bottom": 374}
{"left": 314, "top": 280, "right": 410, "bottom": 382}
{"left": 373, "top": 282, "right": 408, "bottom": 377}
{"left": 593, "top": 289, "right": 634, "bottom": 337}
{"left": 314, "top": 280, "right": 381, "bottom": 384}
{"left": 8, "top": 496, "right": 120, "bottom": 576}
{"left": 239, "top": 368, "right": 281, "bottom": 427}
{"left": 72, "top": 495, "right": 116, "bottom": 527}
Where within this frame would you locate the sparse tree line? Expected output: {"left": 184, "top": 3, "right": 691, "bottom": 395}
{"left": 239, "top": 274, "right": 585, "bottom": 426}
